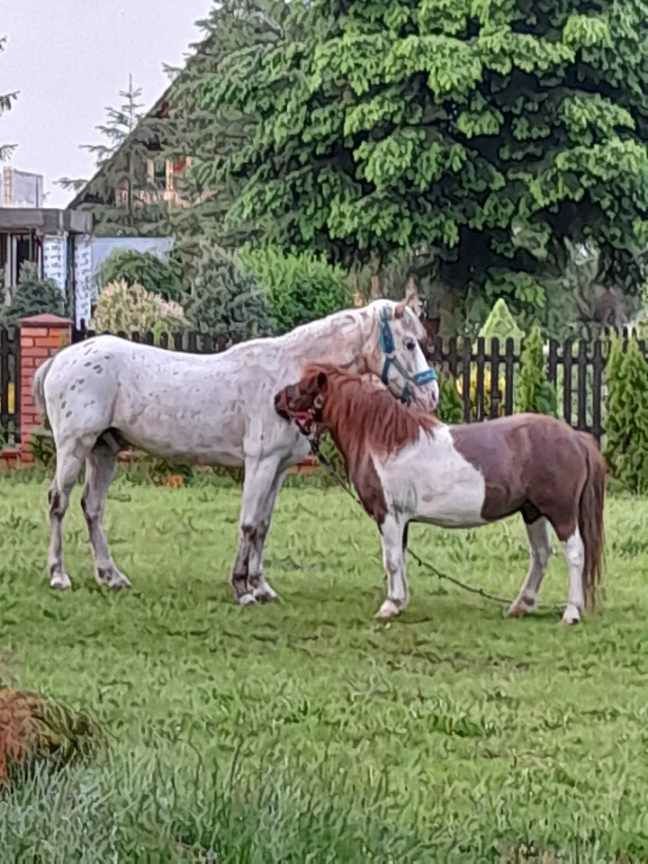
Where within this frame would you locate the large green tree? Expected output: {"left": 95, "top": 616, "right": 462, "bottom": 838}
{"left": 163, "top": 0, "right": 292, "bottom": 278}
{"left": 0, "top": 36, "right": 18, "bottom": 161}
{"left": 211, "top": 0, "right": 648, "bottom": 328}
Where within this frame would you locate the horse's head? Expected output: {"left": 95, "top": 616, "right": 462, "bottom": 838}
{"left": 274, "top": 369, "right": 327, "bottom": 436}
{"left": 365, "top": 286, "right": 439, "bottom": 412}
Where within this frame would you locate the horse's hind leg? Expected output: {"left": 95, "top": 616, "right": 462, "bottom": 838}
{"left": 48, "top": 438, "right": 94, "bottom": 590}
{"left": 508, "top": 517, "right": 552, "bottom": 617}
{"left": 81, "top": 439, "right": 131, "bottom": 590}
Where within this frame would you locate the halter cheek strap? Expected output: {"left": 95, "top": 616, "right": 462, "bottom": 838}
{"left": 379, "top": 307, "right": 438, "bottom": 404}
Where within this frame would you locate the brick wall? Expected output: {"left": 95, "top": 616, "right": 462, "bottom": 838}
{"left": 19, "top": 314, "right": 72, "bottom": 463}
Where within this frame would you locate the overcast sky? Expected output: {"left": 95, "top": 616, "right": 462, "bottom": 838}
{"left": 2, "top": 0, "right": 213, "bottom": 207}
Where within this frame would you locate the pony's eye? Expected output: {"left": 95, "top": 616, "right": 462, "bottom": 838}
{"left": 405, "top": 339, "right": 416, "bottom": 351}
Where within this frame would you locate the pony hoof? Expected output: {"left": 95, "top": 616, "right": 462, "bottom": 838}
{"left": 375, "top": 600, "right": 401, "bottom": 620}
{"left": 253, "top": 587, "right": 279, "bottom": 603}
{"left": 238, "top": 593, "right": 257, "bottom": 607}
{"left": 507, "top": 603, "right": 534, "bottom": 618}
{"left": 50, "top": 572, "right": 71, "bottom": 591}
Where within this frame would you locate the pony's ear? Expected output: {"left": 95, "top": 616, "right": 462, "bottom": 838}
{"left": 316, "top": 370, "right": 328, "bottom": 392}
{"left": 394, "top": 303, "right": 405, "bottom": 319}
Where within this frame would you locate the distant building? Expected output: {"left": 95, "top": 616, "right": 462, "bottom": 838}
{"left": 0, "top": 167, "right": 44, "bottom": 208}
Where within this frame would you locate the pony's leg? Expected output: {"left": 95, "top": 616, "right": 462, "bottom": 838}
{"left": 230, "top": 456, "right": 282, "bottom": 606}
{"left": 81, "top": 440, "right": 131, "bottom": 590}
{"left": 508, "top": 517, "right": 552, "bottom": 617}
{"left": 246, "top": 467, "right": 287, "bottom": 603}
{"left": 561, "top": 527, "right": 585, "bottom": 625}
{"left": 375, "top": 515, "right": 408, "bottom": 619}
{"left": 48, "top": 438, "right": 93, "bottom": 590}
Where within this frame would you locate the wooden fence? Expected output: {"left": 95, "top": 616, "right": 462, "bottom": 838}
{"left": 426, "top": 335, "right": 612, "bottom": 441}
{"left": 0, "top": 326, "right": 19, "bottom": 444}
{"left": 0, "top": 321, "right": 631, "bottom": 448}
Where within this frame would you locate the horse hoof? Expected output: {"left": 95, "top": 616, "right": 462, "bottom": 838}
{"left": 561, "top": 604, "right": 581, "bottom": 625}
{"left": 238, "top": 593, "right": 257, "bottom": 607}
{"left": 375, "top": 600, "right": 401, "bottom": 620}
{"left": 50, "top": 572, "right": 71, "bottom": 591}
{"left": 507, "top": 603, "right": 532, "bottom": 618}
{"left": 96, "top": 569, "right": 131, "bottom": 591}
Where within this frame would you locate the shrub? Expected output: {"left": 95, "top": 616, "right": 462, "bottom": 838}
{"left": 604, "top": 336, "right": 648, "bottom": 493}
{"left": 515, "top": 323, "right": 558, "bottom": 416}
{"left": 98, "top": 249, "right": 182, "bottom": 300}
{"left": 457, "top": 367, "right": 507, "bottom": 418}
{"left": 1, "top": 262, "right": 65, "bottom": 325}
{"left": 91, "top": 280, "right": 188, "bottom": 339}
{"left": 437, "top": 374, "right": 464, "bottom": 424}
{"left": 186, "top": 246, "right": 274, "bottom": 343}
{"left": 478, "top": 297, "right": 525, "bottom": 347}
{"left": 241, "top": 247, "right": 351, "bottom": 333}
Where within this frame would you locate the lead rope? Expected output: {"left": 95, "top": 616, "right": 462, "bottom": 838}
{"left": 307, "top": 435, "right": 563, "bottom": 613}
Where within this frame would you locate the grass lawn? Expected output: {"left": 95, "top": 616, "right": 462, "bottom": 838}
{"left": 1, "top": 472, "right": 648, "bottom": 862}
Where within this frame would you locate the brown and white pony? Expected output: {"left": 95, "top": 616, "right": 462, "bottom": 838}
{"left": 274, "top": 366, "right": 606, "bottom": 625}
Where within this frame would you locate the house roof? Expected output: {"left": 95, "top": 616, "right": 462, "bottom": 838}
{"left": 0, "top": 208, "right": 92, "bottom": 234}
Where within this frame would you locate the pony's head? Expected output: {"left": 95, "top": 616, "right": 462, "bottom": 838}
{"left": 274, "top": 369, "right": 328, "bottom": 435}
{"left": 364, "top": 286, "right": 439, "bottom": 412}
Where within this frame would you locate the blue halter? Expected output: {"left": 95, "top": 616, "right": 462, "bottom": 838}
{"left": 379, "top": 307, "right": 438, "bottom": 404}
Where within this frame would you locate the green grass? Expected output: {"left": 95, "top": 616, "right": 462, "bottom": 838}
{"left": 1, "top": 473, "right": 648, "bottom": 862}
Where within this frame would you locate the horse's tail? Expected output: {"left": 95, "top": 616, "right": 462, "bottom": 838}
{"left": 32, "top": 356, "right": 54, "bottom": 429}
{"left": 578, "top": 433, "right": 606, "bottom": 611}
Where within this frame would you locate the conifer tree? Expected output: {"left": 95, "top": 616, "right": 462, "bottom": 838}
{"left": 437, "top": 374, "right": 464, "bottom": 425}
{"left": 604, "top": 337, "right": 648, "bottom": 493}
{"left": 1, "top": 263, "right": 65, "bottom": 324}
{"left": 185, "top": 245, "right": 274, "bottom": 344}
{"left": 58, "top": 76, "right": 166, "bottom": 235}
{"left": 515, "top": 323, "right": 557, "bottom": 415}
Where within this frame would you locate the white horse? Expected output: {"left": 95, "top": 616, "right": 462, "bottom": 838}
{"left": 33, "top": 291, "right": 438, "bottom": 605}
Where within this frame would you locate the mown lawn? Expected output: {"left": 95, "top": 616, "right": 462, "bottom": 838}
{"left": 1, "top": 472, "right": 648, "bottom": 862}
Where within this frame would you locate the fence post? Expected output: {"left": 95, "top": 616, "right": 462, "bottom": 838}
{"left": 19, "top": 313, "right": 72, "bottom": 463}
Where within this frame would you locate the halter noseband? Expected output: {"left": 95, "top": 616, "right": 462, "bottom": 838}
{"left": 379, "top": 307, "right": 438, "bottom": 404}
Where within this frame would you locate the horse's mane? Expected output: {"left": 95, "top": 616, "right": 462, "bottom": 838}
{"left": 304, "top": 364, "right": 438, "bottom": 471}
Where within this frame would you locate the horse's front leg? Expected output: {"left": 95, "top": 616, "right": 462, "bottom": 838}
{"left": 230, "top": 456, "right": 282, "bottom": 606}
{"left": 375, "top": 515, "right": 408, "bottom": 620}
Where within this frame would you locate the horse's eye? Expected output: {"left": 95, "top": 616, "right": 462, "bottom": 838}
{"left": 405, "top": 339, "right": 416, "bottom": 351}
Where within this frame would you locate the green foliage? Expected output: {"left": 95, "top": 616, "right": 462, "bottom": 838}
{"left": 604, "top": 337, "right": 648, "bottom": 493}
{"left": 98, "top": 249, "right": 182, "bottom": 300}
{"left": 437, "top": 374, "right": 464, "bottom": 425}
{"left": 0, "top": 36, "right": 18, "bottom": 161}
{"left": 478, "top": 298, "right": 525, "bottom": 347}
{"left": 515, "top": 324, "right": 558, "bottom": 415}
{"left": 91, "top": 280, "right": 187, "bottom": 339}
{"left": 1, "top": 263, "right": 65, "bottom": 324}
{"left": 241, "top": 247, "right": 351, "bottom": 333}
{"left": 209, "top": 0, "right": 648, "bottom": 322}
{"left": 185, "top": 246, "right": 274, "bottom": 342}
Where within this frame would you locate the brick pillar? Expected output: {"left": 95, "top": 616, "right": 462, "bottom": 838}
{"left": 19, "top": 314, "right": 72, "bottom": 463}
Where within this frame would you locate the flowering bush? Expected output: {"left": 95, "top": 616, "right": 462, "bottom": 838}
{"left": 91, "top": 280, "right": 188, "bottom": 339}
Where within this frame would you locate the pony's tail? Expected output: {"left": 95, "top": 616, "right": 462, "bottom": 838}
{"left": 32, "top": 356, "right": 54, "bottom": 430}
{"left": 578, "top": 434, "right": 606, "bottom": 611}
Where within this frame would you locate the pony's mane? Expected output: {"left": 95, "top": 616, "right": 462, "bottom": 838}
{"left": 304, "top": 364, "right": 438, "bottom": 471}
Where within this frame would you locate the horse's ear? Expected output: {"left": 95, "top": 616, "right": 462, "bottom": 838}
{"left": 394, "top": 303, "right": 405, "bottom": 319}
{"left": 402, "top": 278, "right": 423, "bottom": 317}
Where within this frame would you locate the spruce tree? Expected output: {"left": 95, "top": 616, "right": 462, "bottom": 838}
{"left": 0, "top": 36, "right": 18, "bottom": 161}
{"left": 604, "top": 337, "right": 648, "bottom": 493}
{"left": 437, "top": 374, "right": 464, "bottom": 425}
{"left": 57, "top": 75, "right": 167, "bottom": 236}
{"left": 515, "top": 323, "right": 557, "bottom": 415}
{"left": 185, "top": 246, "right": 274, "bottom": 344}
{"left": 1, "top": 263, "right": 65, "bottom": 324}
